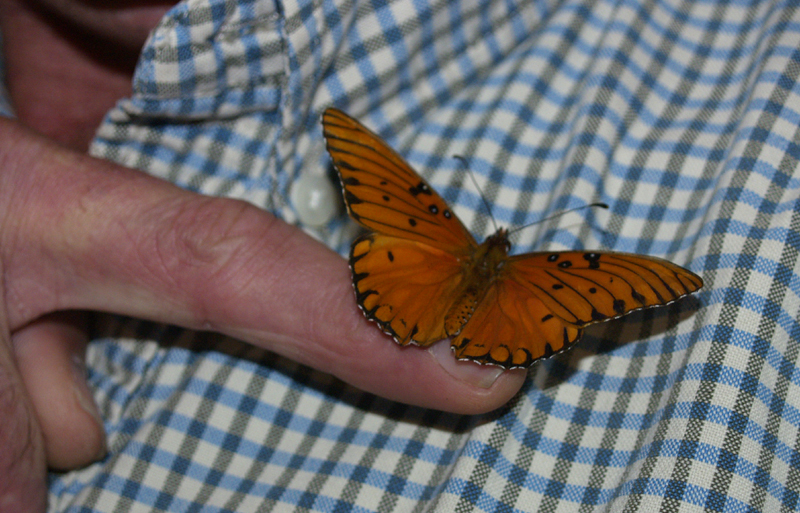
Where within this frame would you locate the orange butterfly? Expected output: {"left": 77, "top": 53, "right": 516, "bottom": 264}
{"left": 322, "top": 108, "right": 703, "bottom": 369}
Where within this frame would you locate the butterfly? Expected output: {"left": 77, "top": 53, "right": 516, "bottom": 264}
{"left": 322, "top": 107, "right": 703, "bottom": 369}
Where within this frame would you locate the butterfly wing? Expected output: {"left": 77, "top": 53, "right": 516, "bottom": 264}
{"left": 450, "top": 277, "right": 583, "bottom": 367}
{"left": 507, "top": 251, "right": 703, "bottom": 326}
{"left": 324, "top": 108, "right": 480, "bottom": 345}
{"left": 350, "top": 233, "right": 467, "bottom": 345}
{"left": 452, "top": 251, "right": 703, "bottom": 368}
{"left": 322, "top": 108, "right": 477, "bottom": 253}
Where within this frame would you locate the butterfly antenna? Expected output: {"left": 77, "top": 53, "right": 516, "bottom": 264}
{"left": 454, "top": 155, "right": 499, "bottom": 232}
{"left": 507, "top": 202, "right": 609, "bottom": 236}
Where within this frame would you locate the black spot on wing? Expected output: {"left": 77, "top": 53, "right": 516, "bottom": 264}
{"left": 583, "top": 252, "right": 601, "bottom": 269}
{"left": 409, "top": 181, "right": 432, "bottom": 197}
{"left": 344, "top": 190, "right": 363, "bottom": 205}
{"left": 337, "top": 161, "right": 358, "bottom": 172}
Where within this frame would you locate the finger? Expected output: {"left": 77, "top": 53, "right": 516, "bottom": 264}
{"left": 12, "top": 312, "right": 106, "bottom": 470}
{"left": 0, "top": 327, "right": 47, "bottom": 512}
{"left": 2, "top": 122, "right": 525, "bottom": 414}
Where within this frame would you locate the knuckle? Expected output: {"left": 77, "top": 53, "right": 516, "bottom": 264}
{"left": 144, "top": 197, "right": 286, "bottom": 325}
{"left": 156, "top": 197, "right": 262, "bottom": 269}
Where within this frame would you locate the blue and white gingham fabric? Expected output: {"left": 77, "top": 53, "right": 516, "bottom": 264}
{"left": 37, "top": 0, "right": 800, "bottom": 510}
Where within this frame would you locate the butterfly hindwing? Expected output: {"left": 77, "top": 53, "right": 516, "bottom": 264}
{"left": 350, "top": 233, "right": 466, "bottom": 345}
{"left": 323, "top": 108, "right": 477, "bottom": 253}
{"left": 450, "top": 277, "right": 583, "bottom": 368}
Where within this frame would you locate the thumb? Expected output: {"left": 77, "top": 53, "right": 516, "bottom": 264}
{"left": 0, "top": 318, "right": 47, "bottom": 512}
{"left": 2, "top": 120, "right": 525, "bottom": 414}
{"left": 12, "top": 312, "right": 106, "bottom": 470}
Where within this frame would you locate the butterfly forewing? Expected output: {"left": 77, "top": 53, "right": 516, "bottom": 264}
{"left": 507, "top": 251, "right": 704, "bottom": 328}
{"left": 323, "top": 108, "right": 477, "bottom": 253}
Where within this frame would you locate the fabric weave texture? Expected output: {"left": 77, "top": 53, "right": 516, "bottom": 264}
{"left": 27, "top": 0, "right": 800, "bottom": 510}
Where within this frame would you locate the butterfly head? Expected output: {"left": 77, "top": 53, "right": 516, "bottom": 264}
{"left": 485, "top": 228, "right": 511, "bottom": 253}
{"left": 472, "top": 228, "right": 512, "bottom": 277}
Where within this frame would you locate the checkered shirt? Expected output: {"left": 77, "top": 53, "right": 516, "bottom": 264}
{"left": 20, "top": 0, "right": 800, "bottom": 510}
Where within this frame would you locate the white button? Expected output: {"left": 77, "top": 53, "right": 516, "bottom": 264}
{"left": 290, "top": 172, "right": 340, "bottom": 226}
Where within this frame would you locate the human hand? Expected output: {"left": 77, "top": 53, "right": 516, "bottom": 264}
{"left": 0, "top": 2, "right": 524, "bottom": 509}
{"left": 0, "top": 116, "right": 526, "bottom": 510}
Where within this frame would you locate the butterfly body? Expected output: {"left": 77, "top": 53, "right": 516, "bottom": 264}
{"left": 442, "top": 228, "right": 510, "bottom": 334}
{"left": 323, "top": 108, "right": 703, "bottom": 369}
